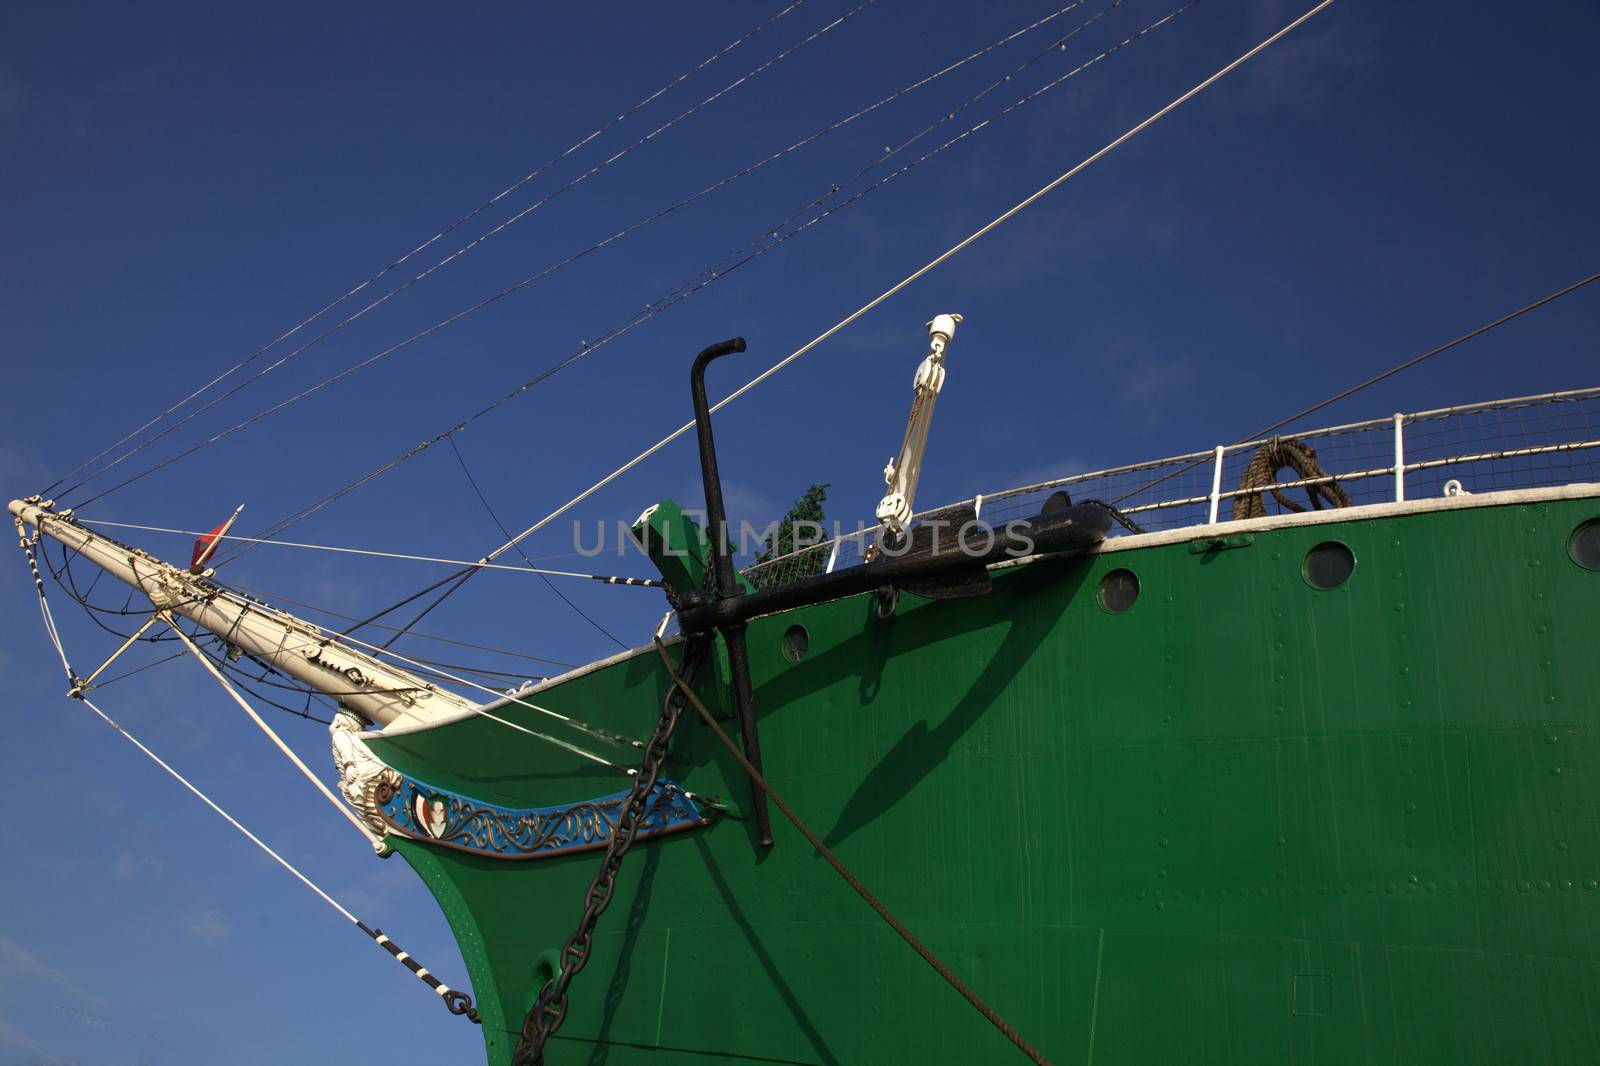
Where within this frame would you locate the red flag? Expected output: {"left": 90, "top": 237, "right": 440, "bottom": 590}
{"left": 190, "top": 506, "right": 243, "bottom": 574}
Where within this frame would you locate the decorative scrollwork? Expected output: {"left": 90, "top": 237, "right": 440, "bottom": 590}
{"left": 329, "top": 710, "right": 396, "bottom": 840}
{"left": 378, "top": 775, "right": 708, "bottom": 861}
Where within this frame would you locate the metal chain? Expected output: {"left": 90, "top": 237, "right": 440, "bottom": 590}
{"left": 511, "top": 637, "right": 705, "bottom": 1065}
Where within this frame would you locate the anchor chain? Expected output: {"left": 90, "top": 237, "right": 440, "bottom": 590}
{"left": 512, "top": 637, "right": 705, "bottom": 1065}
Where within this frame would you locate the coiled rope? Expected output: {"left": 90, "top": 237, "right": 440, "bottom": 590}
{"left": 1230, "top": 437, "right": 1351, "bottom": 520}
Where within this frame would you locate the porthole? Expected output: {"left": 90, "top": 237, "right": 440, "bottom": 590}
{"left": 1303, "top": 541, "right": 1355, "bottom": 590}
{"left": 1571, "top": 518, "right": 1600, "bottom": 571}
{"left": 782, "top": 624, "right": 810, "bottom": 663}
{"left": 1096, "top": 568, "right": 1140, "bottom": 614}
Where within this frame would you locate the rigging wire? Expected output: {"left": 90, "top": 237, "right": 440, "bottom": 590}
{"left": 375, "top": 568, "right": 477, "bottom": 651}
{"left": 189, "top": 570, "right": 651, "bottom": 753}
{"left": 692, "top": 0, "right": 1126, "bottom": 285}
{"left": 63, "top": 0, "right": 1112, "bottom": 515}
{"left": 46, "top": 539, "right": 182, "bottom": 642}
{"left": 213, "top": 0, "right": 1194, "bottom": 568}
{"left": 19, "top": 539, "right": 477, "bottom": 1018}
{"left": 52, "top": 546, "right": 342, "bottom": 728}
{"left": 73, "top": 518, "right": 648, "bottom": 581}
{"left": 34, "top": 514, "right": 647, "bottom": 770}
{"left": 218, "top": 664, "right": 338, "bottom": 726}
{"left": 24, "top": 0, "right": 1202, "bottom": 735}
{"left": 324, "top": 621, "right": 657, "bottom": 757}
{"left": 1108, "top": 269, "right": 1600, "bottom": 507}
{"left": 448, "top": 434, "right": 628, "bottom": 651}
{"left": 239, "top": 642, "right": 531, "bottom": 693}
{"left": 40, "top": 0, "right": 806, "bottom": 499}
{"left": 407, "top": 0, "right": 1234, "bottom": 579}
{"left": 165, "top": 618, "right": 381, "bottom": 845}
{"left": 86, "top": 649, "right": 191, "bottom": 691}
{"left": 55, "top": 0, "right": 872, "bottom": 506}
{"left": 219, "top": 578, "right": 571, "bottom": 670}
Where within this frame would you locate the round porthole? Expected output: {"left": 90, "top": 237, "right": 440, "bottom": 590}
{"left": 1571, "top": 518, "right": 1600, "bottom": 571}
{"left": 782, "top": 624, "right": 810, "bottom": 663}
{"left": 1303, "top": 541, "right": 1355, "bottom": 590}
{"left": 1096, "top": 568, "right": 1140, "bottom": 614}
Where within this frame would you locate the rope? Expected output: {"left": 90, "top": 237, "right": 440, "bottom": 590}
{"left": 1229, "top": 438, "right": 1351, "bottom": 520}
{"left": 447, "top": 434, "right": 629, "bottom": 651}
{"left": 376, "top": 567, "right": 478, "bottom": 651}
{"left": 328, "top": 624, "right": 659, "bottom": 759}
{"left": 14, "top": 524, "right": 477, "bottom": 1021}
{"left": 653, "top": 639, "right": 1051, "bottom": 1065}
{"left": 41, "top": 0, "right": 807, "bottom": 499}
{"left": 347, "top": 0, "right": 1187, "bottom": 597}
{"left": 189, "top": 573, "right": 627, "bottom": 748}
{"left": 80, "top": 0, "right": 1180, "bottom": 530}
{"left": 57, "top": 1, "right": 872, "bottom": 508}
{"left": 219, "top": 579, "right": 574, "bottom": 669}
{"left": 473, "top": 0, "right": 1337, "bottom": 569}
{"left": 164, "top": 617, "right": 382, "bottom": 846}
{"left": 74, "top": 518, "right": 653, "bottom": 584}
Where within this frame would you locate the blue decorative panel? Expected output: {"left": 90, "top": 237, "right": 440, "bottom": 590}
{"left": 376, "top": 773, "right": 708, "bottom": 860}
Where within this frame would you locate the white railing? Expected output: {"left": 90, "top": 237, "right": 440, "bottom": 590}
{"left": 743, "top": 387, "right": 1600, "bottom": 589}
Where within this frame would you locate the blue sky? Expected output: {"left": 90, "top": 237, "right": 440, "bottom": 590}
{"left": 1, "top": 0, "right": 1597, "bottom": 1062}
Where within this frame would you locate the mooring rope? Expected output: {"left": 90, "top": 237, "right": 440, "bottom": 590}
{"left": 1230, "top": 437, "right": 1352, "bottom": 520}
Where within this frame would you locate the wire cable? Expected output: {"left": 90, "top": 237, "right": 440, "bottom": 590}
{"left": 1109, "top": 269, "right": 1600, "bottom": 506}
{"left": 219, "top": 578, "right": 572, "bottom": 670}
{"left": 475, "top": 0, "right": 1310, "bottom": 568}
{"left": 16, "top": 525, "right": 480, "bottom": 1019}
{"left": 213, "top": 0, "right": 1196, "bottom": 566}
{"left": 166, "top": 617, "right": 380, "bottom": 844}
{"left": 449, "top": 434, "right": 628, "bottom": 650}
{"left": 74, "top": 518, "right": 646, "bottom": 580}
{"left": 55, "top": 1, "right": 870, "bottom": 506}
{"left": 65, "top": 0, "right": 1114, "bottom": 514}
{"left": 40, "top": 0, "right": 805, "bottom": 499}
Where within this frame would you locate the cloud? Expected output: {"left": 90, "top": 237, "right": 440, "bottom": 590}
{"left": 719, "top": 481, "right": 779, "bottom": 529}
{"left": 112, "top": 852, "right": 158, "bottom": 883}
{"left": 335, "top": 858, "right": 417, "bottom": 918}
{"left": 178, "top": 909, "right": 230, "bottom": 944}
{"left": 0, "top": 1015, "right": 46, "bottom": 1054}
{"left": 969, "top": 455, "right": 1098, "bottom": 499}
{"left": 1113, "top": 351, "right": 1194, "bottom": 410}
{"left": 0, "top": 934, "right": 85, "bottom": 1001}
{"left": 1237, "top": 0, "right": 1378, "bottom": 112}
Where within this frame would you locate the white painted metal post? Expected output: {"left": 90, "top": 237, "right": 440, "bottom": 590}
{"left": 1207, "top": 445, "right": 1226, "bottom": 524}
{"left": 1393, "top": 412, "right": 1406, "bottom": 502}
{"left": 825, "top": 536, "right": 841, "bottom": 574}
{"left": 973, "top": 493, "right": 984, "bottom": 522}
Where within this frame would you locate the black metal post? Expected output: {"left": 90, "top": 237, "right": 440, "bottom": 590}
{"left": 690, "top": 337, "right": 774, "bottom": 848}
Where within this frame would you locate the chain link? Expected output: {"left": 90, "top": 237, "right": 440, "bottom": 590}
{"left": 511, "top": 637, "right": 705, "bottom": 1065}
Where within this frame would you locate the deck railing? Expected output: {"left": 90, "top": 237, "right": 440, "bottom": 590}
{"left": 742, "top": 387, "right": 1600, "bottom": 590}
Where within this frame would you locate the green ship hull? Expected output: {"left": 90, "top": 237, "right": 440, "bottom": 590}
{"left": 367, "top": 487, "right": 1600, "bottom": 1065}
